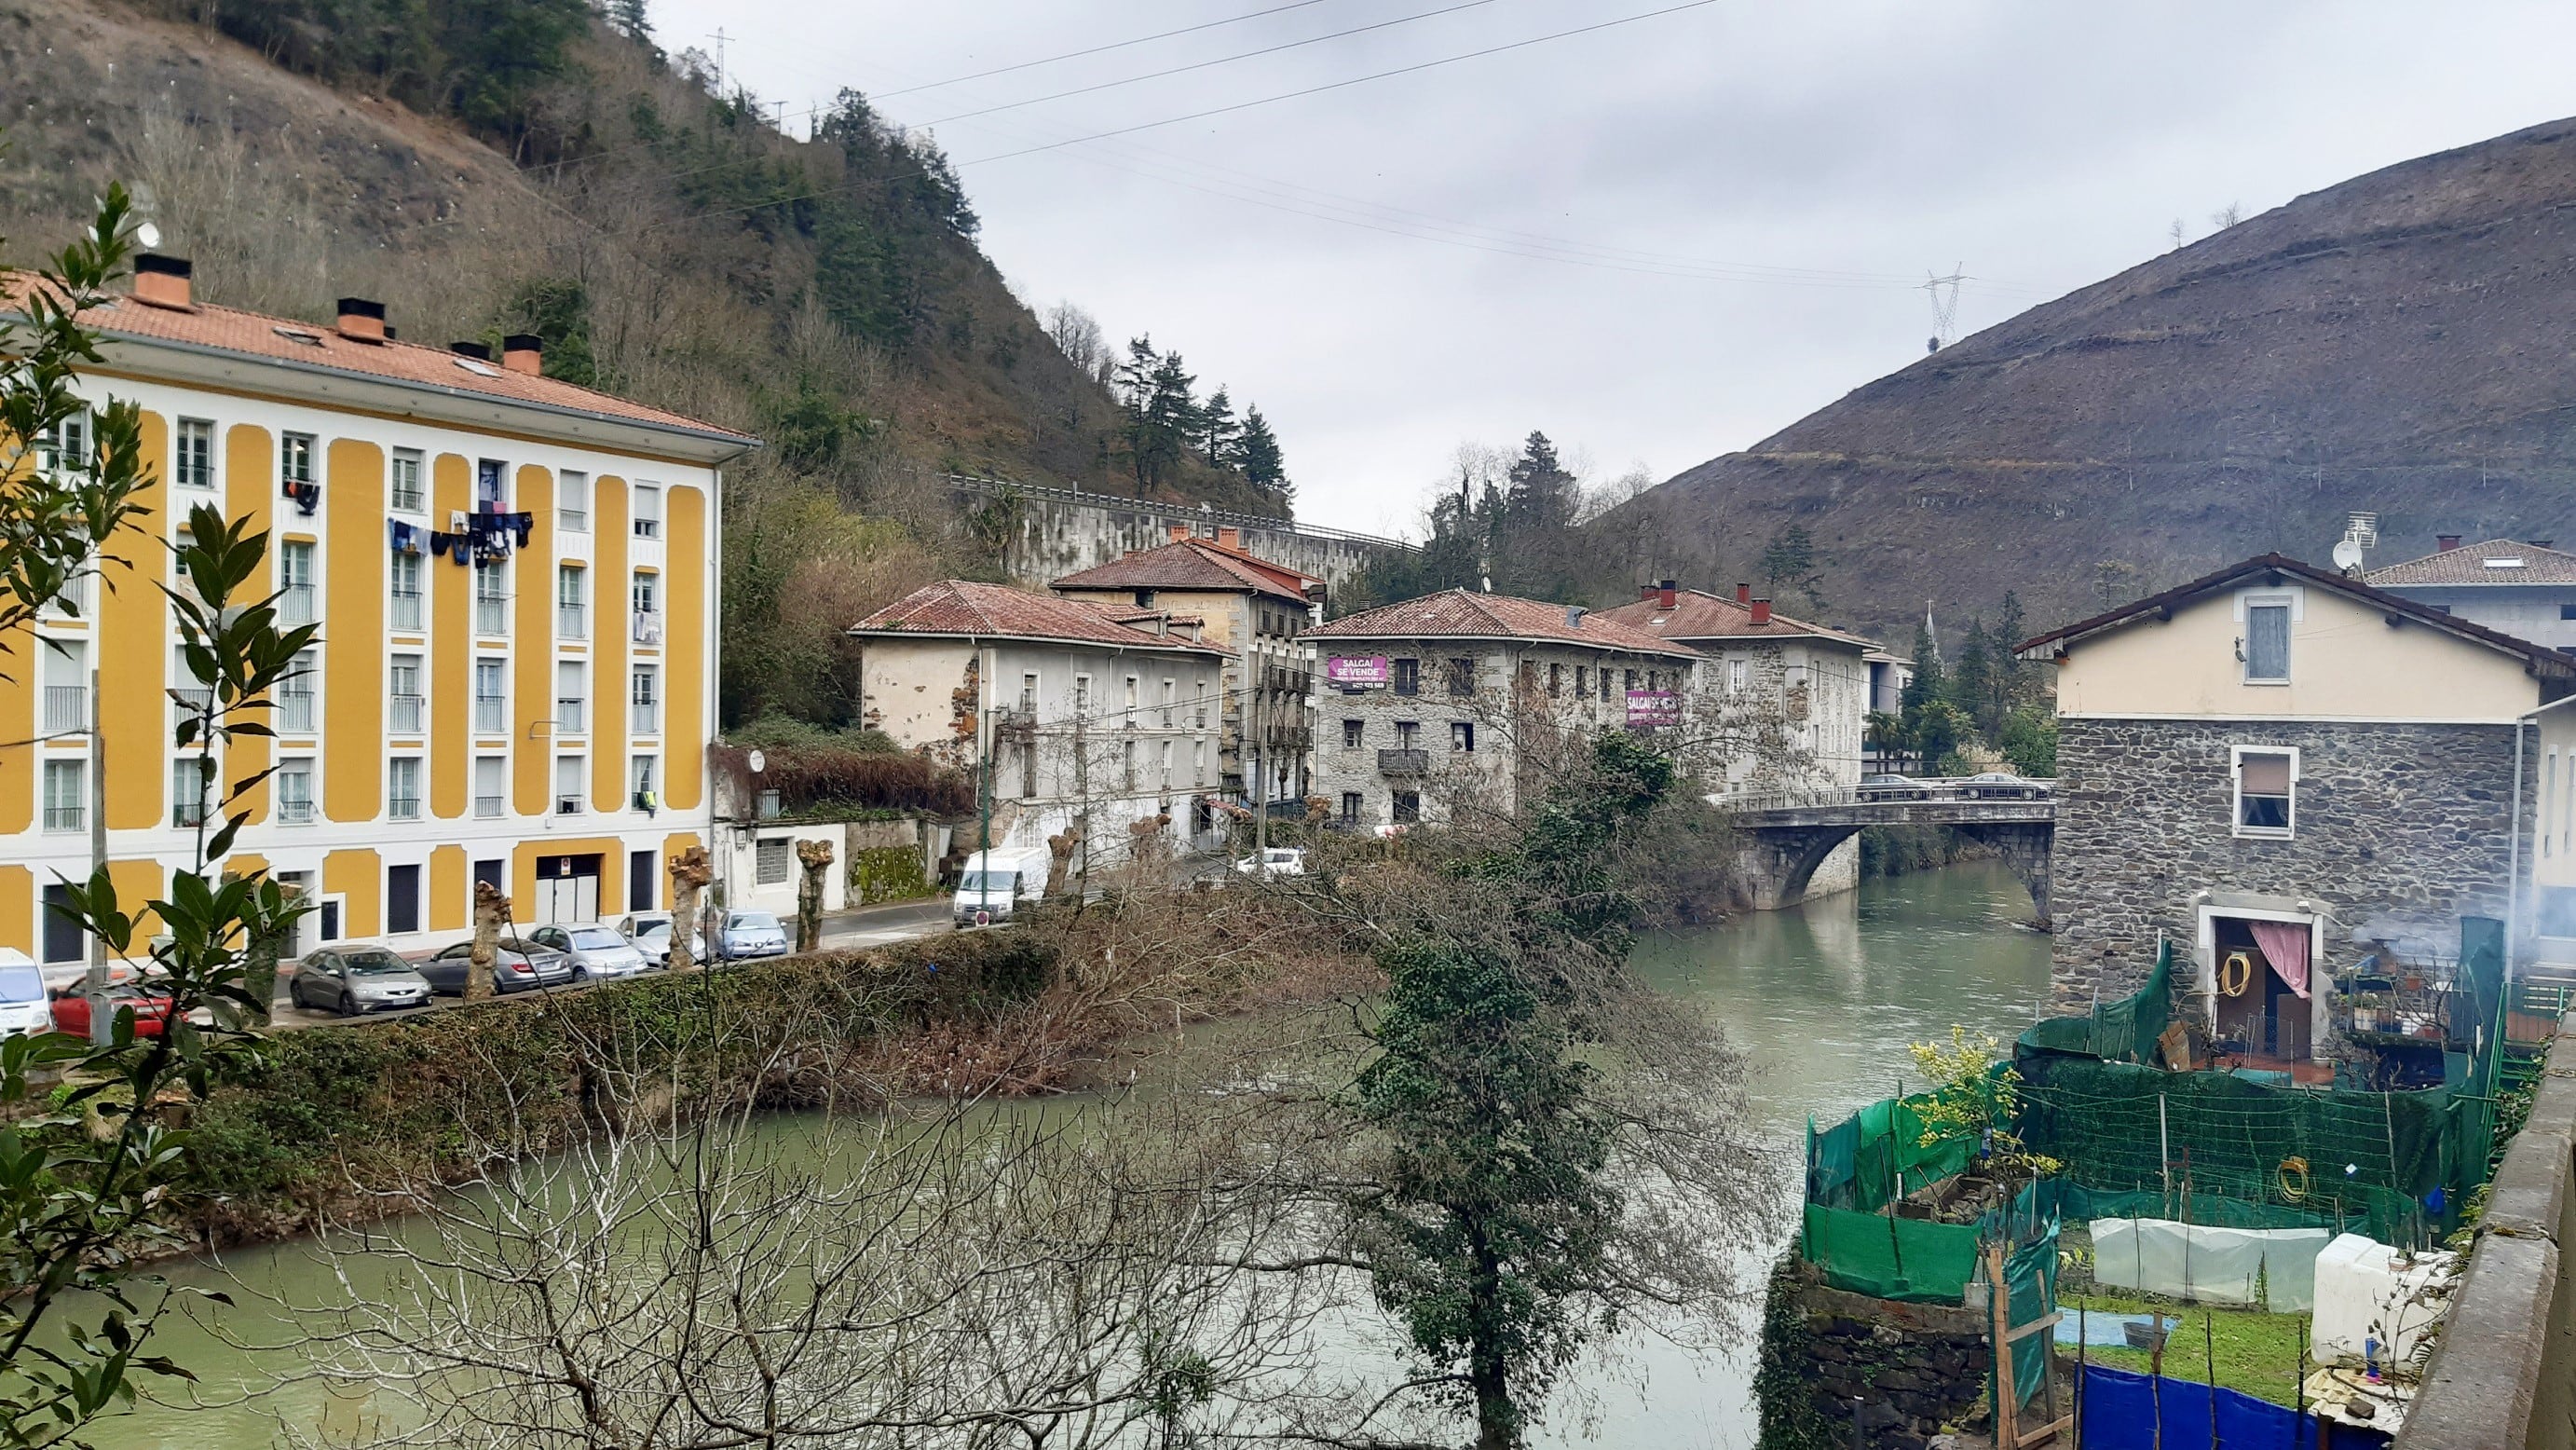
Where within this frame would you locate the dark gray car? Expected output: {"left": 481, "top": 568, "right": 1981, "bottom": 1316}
{"left": 417, "top": 940, "right": 576, "bottom": 995}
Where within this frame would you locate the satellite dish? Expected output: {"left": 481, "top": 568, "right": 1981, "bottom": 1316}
{"left": 134, "top": 222, "right": 161, "bottom": 250}
{"left": 2332, "top": 538, "right": 2365, "bottom": 573}
{"left": 746, "top": 749, "right": 767, "bottom": 774}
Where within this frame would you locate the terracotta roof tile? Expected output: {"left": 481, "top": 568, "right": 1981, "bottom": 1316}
{"left": 1051, "top": 539, "right": 1312, "bottom": 603}
{"left": 851, "top": 581, "right": 1229, "bottom": 655}
{"left": 2366, "top": 540, "right": 2576, "bottom": 587}
{"left": 1302, "top": 588, "right": 1699, "bottom": 660}
{"left": 10, "top": 273, "right": 754, "bottom": 445}
{"left": 1595, "top": 589, "right": 1875, "bottom": 650}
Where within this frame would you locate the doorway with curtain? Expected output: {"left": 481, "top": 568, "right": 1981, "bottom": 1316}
{"left": 2212, "top": 915, "right": 2313, "bottom": 1063}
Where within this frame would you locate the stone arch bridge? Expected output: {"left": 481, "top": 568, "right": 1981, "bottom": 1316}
{"left": 1726, "top": 780, "right": 2055, "bottom": 923}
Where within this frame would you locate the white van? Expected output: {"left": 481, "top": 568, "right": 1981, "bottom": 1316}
{"left": 0, "top": 948, "right": 50, "bottom": 1039}
{"left": 952, "top": 845, "right": 1053, "bottom": 926}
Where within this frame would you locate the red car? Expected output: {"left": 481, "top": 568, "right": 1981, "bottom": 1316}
{"left": 50, "top": 983, "right": 176, "bottom": 1039}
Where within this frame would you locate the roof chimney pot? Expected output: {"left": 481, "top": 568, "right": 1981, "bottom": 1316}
{"left": 1657, "top": 580, "right": 1676, "bottom": 609}
{"left": 334, "top": 295, "right": 387, "bottom": 343}
{"left": 1751, "top": 597, "right": 1774, "bottom": 626}
{"left": 132, "top": 253, "right": 193, "bottom": 309}
{"left": 1735, "top": 581, "right": 1751, "bottom": 605}
{"left": 500, "top": 333, "right": 544, "bottom": 376}
{"left": 450, "top": 341, "right": 493, "bottom": 362}
{"left": 1166, "top": 522, "right": 1189, "bottom": 543}
{"left": 2437, "top": 534, "right": 2462, "bottom": 552}
{"left": 1217, "top": 526, "right": 1241, "bottom": 551}
{"left": 1639, "top": 582, "right": 1659, "bottom": 601}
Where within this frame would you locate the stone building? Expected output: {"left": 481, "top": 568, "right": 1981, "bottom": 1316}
{"left": 850, "top": 581, "right": 1229, "bottom": 866}
{"left": 1047, "top": 526, "right": 1321, "bottom": 809}
{"left": 1301, "top": 589, "right": 1700, "bottom": 830}
{"left": 2367, "top": 534, "right": 2576, "bottom": 650}
{"left": 2018, "top": 554, "right": 2574, "bottom": 1071}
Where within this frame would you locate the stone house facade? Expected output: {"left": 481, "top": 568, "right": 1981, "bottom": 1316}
{"left": 2021, "top": 555, "right": 2573, "bottom": 1060}
{"left": 1302, "top": 590, "right": 1701, "bottom": 830}
{"left": 1048, "top": 526, "right": 1322, "bottom": 808}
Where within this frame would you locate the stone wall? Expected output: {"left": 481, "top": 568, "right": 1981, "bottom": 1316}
{"left": 953, "top": 477, "right": 1412, "bottom": 604}
{"left": 1758, "top": 1259, "right": 1995, "bottom": 1450}
{"left": 2051, "top": 717, "right": 2525, "bottom": 1011}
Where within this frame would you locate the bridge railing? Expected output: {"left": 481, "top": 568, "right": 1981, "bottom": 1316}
{"left": 942, "top": 472, "right": 1419, "bottom": 552}
{"left": 1716, "top": 779, "right": 2057, "bottom": 814}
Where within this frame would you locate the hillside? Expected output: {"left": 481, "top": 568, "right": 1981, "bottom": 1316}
{"left": 0, "top": 0, "right": 1286, "bottom": 725}
{"left": 1630, "top": 116, "right": 2576, "bottom": 636}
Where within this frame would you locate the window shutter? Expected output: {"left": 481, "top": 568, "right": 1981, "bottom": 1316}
{"left": 2246, "top": 605, "right": 2291, "bottom": 678}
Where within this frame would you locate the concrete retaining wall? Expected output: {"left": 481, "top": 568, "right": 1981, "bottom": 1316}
{"left": 2397, "top": 1013, "right": 2576, "bottom": 1450}
{"left": 950, "top": 476, "right": 1413, "bottom": 603}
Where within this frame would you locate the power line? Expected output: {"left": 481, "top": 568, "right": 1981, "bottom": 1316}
{"left": 656, "top": 0, "right": 1734, "bottom": 230}
{"left": 919, "top": 0, "right": 1505, "bottom": 128}
{"left": 875, "top": 0, "right": 1341, "bottom": 99}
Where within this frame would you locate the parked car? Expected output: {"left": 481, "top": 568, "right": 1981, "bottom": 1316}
{"left": 416, "top": 939, "right": 577, "bottom": 995}
{"left": 0, "top": 951, "right": 48, "bottom": 1040}
{"left": 1860, "top": 773, "right": 1914, "bottom": 786}
{"left": 1233, "top": 847, "right": 1308, "bottom": 879}
{"left": 618, "top": 912, "right": 678, "bottom": 965}
{"left": 716, "top": 910, "right": 790, "bottom": 961}
{"left": 529, "top": 923, "right": 656, "bottom": 981}
{"left": 51, "top": 980, "right": 179, "bottom": 1037}
{"left": 289, "top": 944, "right": 433, "bottom": 1017}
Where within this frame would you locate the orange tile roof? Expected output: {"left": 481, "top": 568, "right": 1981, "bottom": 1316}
{"left": 851, "top": 581, "right": 1230, "bottom": 655}
{"left": 9, "top": 272, "right": 755, "bottom": 445}
{"left": 1051, "top": 539, "right": 1314, "bottom": 603}
{"left": 2366, "top": 539, "right": 2576, "bottom": 587}
{"left": 1596, "top": 589, "right": 1876, "bottom": 650}
{"left": 1302, "top": 588, "right": 1699, "bottom": 660}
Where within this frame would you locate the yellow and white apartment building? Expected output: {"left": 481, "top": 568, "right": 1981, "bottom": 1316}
{"left": 5, "top": 256, "right": 751, "bottom": 968}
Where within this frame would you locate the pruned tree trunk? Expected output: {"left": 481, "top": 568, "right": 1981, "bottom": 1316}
{"left": 668, "top": 845, "right": 712, "bottom": 974}
{"left": 466, "top": 880, "right": 506, "bottom": 1002}
{"left": 794, "top": 839, "right": 834, "bottom": 953}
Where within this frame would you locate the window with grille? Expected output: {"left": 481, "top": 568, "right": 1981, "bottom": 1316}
{"left": 388, "top": 757, "right": 422, "bottom": 821}
{"left": 474, "top": 660, "right": 507, "bottom": 735}
{"left": 756, "top": 838, "right": 792, "bottom": 884}
{"left": 474, "top": 562, "right": 508, "bottom": 636}
{"left": 554, "top": 755, "right": 584, "bottom": 815}
{"left": 280, "top": 432, "right": 315, "bottom": 486}
{"left": 278, "top": 649, "right": 318, "bottom": 734}
{"left": 175, "top": 418, "right": 215, "bottom": 490}
{"left": 42, "top": 759, "right": 83, "bottom": 832}
{"left": 631, "top": 666, "right": 660, "bottom": 732}
{"left": 633, "top": 484, "right": 662, "bottom": 539}
{"left": 388, "top": 448, "right": 424, "bottom": 511}
{"left": 279, "top": 541, "right": 317, "bottom": 624}
{"left": 558, "top": 471, "right": 589, "bottom": 533}
{"left": 474, "top": 756, "right": 506, "bottom": 817}
{"left": 44, "top": 641, "right": 87, "bottom": 735}
{"left": 39, "top": 412, "right": 91, "bottom": 472}
{"left": 389, "top": 551, "right": 424, "bottom": 630}
{"left": 557, "top": 566, "right": 586, "bottom": 638}
{"left": 276, "top": 759, "right": 315, "bottom": 824}
{"left": 556, "top": 660, "right": 586, "bottom": 734}
{"left": 170, "top": 757, "right": 212, "bottom": 828}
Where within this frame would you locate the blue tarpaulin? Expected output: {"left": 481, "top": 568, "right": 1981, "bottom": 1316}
{"left": 2078, "top": 1366, "right": 2392, "bottom": 1449}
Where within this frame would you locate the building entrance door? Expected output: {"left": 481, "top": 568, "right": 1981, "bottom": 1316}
{"left": 535, "top": 854, "right": 603, "bottom": 924}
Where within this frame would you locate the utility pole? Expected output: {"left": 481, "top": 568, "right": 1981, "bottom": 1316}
{"left": 1252, "top": 651, "right": 1267, "bottom": 873}
{"left": 84, "top": 661, "right": 108, "bottom": 1046}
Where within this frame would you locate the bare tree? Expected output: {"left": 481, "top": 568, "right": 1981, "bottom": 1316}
{"left": 796, "top": 838, "right": 835, "bottom": 952}
{"left": 2210, "top": 200, "right": 2244, "bottom": 230}
{"left": 1043, "top": 301, "right": 1109, "bottom": 383}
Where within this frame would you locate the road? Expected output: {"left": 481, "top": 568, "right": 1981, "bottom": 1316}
{"left": 266, "top": 896, "right": 956, "bottom": 1029}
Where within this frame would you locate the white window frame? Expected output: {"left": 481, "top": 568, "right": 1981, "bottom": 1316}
{"left": 174, "top": 417, "right": 217, "bottom": 491}
{"left": 279, "top": 431, "right": 316, "bottom": 486}
{"left": 2229, "top": 743, "right": 2299, "bottom": 840}
{"left": 558, "top": 471, "right": 590, "bottom": 534}
{"left": 2234, "top": 588, "right": 2301, "bottom": 686}
{"left": 41, "top": 759, "right": 84, "bottom": 833}
{"left": 388, "top": 447, "right": 425, "bottom": 512}
{"left": 473, "top": 755, "right": 508, "bottom": 819}
{"left": 556, "top": 659, "right": 588, "bottom": 735}
{"left": 275, "top": 757, "right": 316, "bottom": 826}
{"left": 554, "top": 754, "right": 585, "bottom": 816}
{"left": 279, "top": 540, "right": 318, "bottom": 625}
{"left": 633, "top": 484, "right": 662, "bottom": 539}
{"left": 389, "top": 550, "right": 425, "bottom": 631}
{"left": 388, "top": 756, "right": 423, "bottom": 822}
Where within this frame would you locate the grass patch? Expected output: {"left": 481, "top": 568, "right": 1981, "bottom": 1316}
{"left": 2065, "top": 1292, "right": 2312, "bottom": 1407}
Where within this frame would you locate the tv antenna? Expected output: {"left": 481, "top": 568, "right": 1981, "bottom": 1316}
{"left": 2331, "top": 511, "right": 2378, "bottom": 576}
{"left": 1922, "top": 264, "right": 1965, "bottom": 353}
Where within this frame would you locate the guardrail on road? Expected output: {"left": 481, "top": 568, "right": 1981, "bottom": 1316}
{"left": 1717, "top": 779, "right": 2057, "bottom": 815}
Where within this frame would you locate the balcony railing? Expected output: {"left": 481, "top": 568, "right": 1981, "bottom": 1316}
{"left": 632, "top": 611, "right": 663, "bottom": 646}
{"left": 1378, "top": 748, "right": 1430, "bottom": 776}
{"left": 632, "top": 701, "right": 661, "bottom": 733}
{"left": 554, "top": 793, "right": 582, "bottom": 816}
{"left": 171, "top": 683, "right": 214, "bottom": 716}
{"left": 558, "top": 603, "right": 586, "bottom": 639}
{"left": 43, "top": 685, "right": 87, "bottom": 734}
{"left": 388, "top": 796, "right": 422, "bottom": 822}
{"left": 390, "top": 591, "right": 424, "bottom": 631}
{"left": 276, "top": 796, "right": 316, "bottom": 825}
{"left": 42, "top": 804, "right": 82, "bottom": 832}
{"left": 561, "top": 507, "right": 589, "bottom": 534}
{"left": 280, "top": 584, "right": 316, "bottom": 625}
{"left": 389, "top": 694, "right": 425, "bottom": 733}
{"left": 476, "top": 600, "right": 509, "bottom": 636}
{"left": 474, "top": 793, "right": 505, "bottom": 818}
{"left": 474, "top": 699, "right": 507, "bottom": 735}
{"left": 557, "top": 698, "right": 586, "bottom": 733}
{"left": 279, "top": 693, "right": 316, "bottom": 735}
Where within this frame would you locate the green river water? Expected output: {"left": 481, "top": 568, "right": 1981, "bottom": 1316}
{"left": 90, "top": 860, "right": 2051, "bottom": 1450}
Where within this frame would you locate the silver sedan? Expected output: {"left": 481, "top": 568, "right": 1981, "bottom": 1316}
{"left": 530, "top": 923, "right": 657, "bottom": 981}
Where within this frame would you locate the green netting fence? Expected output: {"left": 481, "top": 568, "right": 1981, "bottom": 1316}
{"left": 2018, "top": 936, "right": 2172, "bottom": 1064}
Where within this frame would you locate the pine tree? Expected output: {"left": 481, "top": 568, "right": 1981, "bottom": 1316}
{"left": 1901, "top": 618, "right": 1944, "bottom": 715}
{"left": 1760, "top": 525, "right": 1825, "bottom": 610}
{"left": 1199, "top": 386, "right": 1242, "bottom": 466}
{"left": 1237, "top": 404, "right": 1288, "bottom": 506}
{"left": 1951, "top": 618, "right": 1997, "bottom": 737}
{"left": 1505, "top": 431, "right": 1576, "bottom": 531}
{"left": 607, "top": 0, "right": 652, "bottom": 40}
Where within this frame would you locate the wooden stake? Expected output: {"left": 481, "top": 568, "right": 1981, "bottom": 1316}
{"left": 1988, "top": 1241, "right": 2018, "bottom": 1450}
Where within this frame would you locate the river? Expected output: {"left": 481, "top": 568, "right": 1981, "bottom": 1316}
{"left": 93, "top": 861, "right": 2051, "bottom": 1450}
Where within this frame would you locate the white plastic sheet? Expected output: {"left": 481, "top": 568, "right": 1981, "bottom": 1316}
{"left": 2091, "top": 1218, "right": 2333, "bottom": 1310}
{"left": 2310, "top": 1232, "right": 2456, "bottom": 1364}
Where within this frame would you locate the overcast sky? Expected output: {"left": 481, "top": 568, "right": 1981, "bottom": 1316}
{"left": 661, "top": 0, "right": 2576, "bottom": 537}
